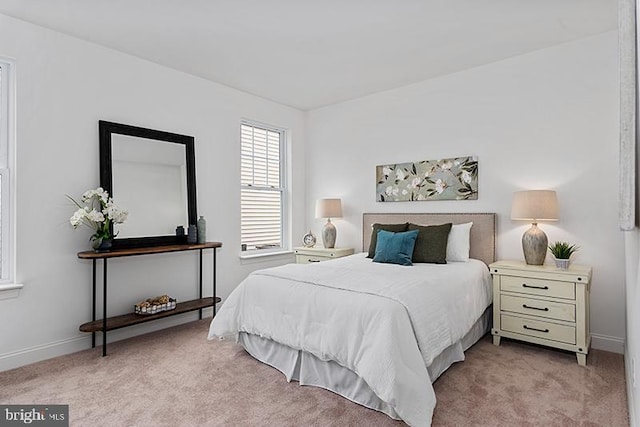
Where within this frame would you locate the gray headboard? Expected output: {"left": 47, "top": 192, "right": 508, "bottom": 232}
{"left": 362, "top": 213, "right": 497, "bottom": 266}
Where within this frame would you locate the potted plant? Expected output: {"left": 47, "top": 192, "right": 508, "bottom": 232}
{"left": 548, "top": 241, "right": 579, "bottom": 269}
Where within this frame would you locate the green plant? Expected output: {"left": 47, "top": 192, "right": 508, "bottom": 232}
{"left": 548, "top": 241, "right": 579, "bottom": 260}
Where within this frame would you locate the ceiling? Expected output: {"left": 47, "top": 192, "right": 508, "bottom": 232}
{"left": 0, "top": 0, "right": 617, "bottom": 111}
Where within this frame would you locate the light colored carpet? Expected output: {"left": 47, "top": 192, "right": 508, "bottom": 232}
{"left": 0, "top": 320, "right": 628, "bottom": 426}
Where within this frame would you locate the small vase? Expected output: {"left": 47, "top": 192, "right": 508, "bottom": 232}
{"left": 554, "top": 258, "right": 570, "bottom": 269}
{"left": 197, "top": 216, "right": 206, "bottom": 244}
{"left": 91, "top": 236, "right": 113, "bottom": 252}
{"left": 187, "top": 225, "right": 197, "bottom": 244}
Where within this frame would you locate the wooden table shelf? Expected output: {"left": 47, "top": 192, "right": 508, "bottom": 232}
{"left": 78, "top": 242, "right": 222, "bottom": 356}
{"left": 79, "top": 297, "right": 221, "bottom": 332}
{"left": 77, "top": 242, "right": 222, "bottom": 259}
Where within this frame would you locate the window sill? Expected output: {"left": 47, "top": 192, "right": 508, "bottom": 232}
{"left": 0, "top": 283, "right": 24, "bottom": 300}
{"left": 239, "top": 250, "right": 293, "bottom": 261}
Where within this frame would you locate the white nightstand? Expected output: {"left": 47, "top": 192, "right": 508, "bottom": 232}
{"left": 294, "top": 247, "right": 354, "bottom": 264}
{"left": 489, "top": 260, "right": 592, "bottom": 366}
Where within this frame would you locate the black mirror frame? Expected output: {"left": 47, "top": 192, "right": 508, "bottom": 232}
{"left": 99, "top": 120, "right": 197, "bottom": 249}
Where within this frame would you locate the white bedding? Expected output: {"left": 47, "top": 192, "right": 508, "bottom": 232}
{"left": 208, "top": 253, "right": 492, "bottom": 426}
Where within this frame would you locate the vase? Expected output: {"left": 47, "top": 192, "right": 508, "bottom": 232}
{"left": 91, "top": 236, "right": 113, "bottom": 252}
{"left": 554, "top": 258, "right": 570, "bottom": 269}
{"left": 197, "top": 216, "right": 206, "bottom": 244}
{"left": 187, "top": 225, "right": 197, "bottom": 244}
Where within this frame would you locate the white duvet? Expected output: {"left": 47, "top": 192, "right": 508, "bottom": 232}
{"left": 208, "top": 253, "right": 492, "bottom": 426}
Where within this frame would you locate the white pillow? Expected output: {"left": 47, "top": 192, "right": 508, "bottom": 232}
{"left": 446, "top": 222, "right": 473, "bottom": 262}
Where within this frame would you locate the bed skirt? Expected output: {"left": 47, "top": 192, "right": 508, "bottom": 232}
{"left": 237, "top": 306, "right": 491, "bottom": 421}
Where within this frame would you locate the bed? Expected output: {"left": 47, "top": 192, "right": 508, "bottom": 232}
{"left": 209, "top": 213, "right": 496, "bottom": 426}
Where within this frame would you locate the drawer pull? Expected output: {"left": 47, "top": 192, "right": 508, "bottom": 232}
{"left": 522, "top": 304, "right": 549, "bottom": 312}
{"left": 522, "top": 283, "right": 549, "bottom": 290}
{"left": 523, "top": 325, "right": 549, "bottom": 333}
{"left": 308, "top": 259, "right": 321, "bottom": 263}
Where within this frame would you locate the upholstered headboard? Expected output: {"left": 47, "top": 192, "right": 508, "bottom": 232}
{"left": 362, "top": 213, "right": 497, "bottom": 266}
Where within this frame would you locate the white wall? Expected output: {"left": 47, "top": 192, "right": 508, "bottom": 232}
{"left": 0, "top": 14, "right": 305, "bottom": 370}
{"left": 306, "top": 31, "right": 624, "bottom": 352}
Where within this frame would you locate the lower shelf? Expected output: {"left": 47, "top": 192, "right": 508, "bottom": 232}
{"left": 79, "top": 297, "right": 221, "bottom": 333}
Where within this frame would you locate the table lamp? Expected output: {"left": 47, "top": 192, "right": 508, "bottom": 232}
{"left": 315, "top": 198, "right": 343, "bottom": 248}
{"left": 511, "top": 190, "right": 558, "bottom": 265}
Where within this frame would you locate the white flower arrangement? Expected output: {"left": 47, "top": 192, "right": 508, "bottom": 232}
{"left": 68, "top": 187, "right": 128, "bottom": 249}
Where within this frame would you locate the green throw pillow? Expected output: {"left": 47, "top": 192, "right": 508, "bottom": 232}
{"left": 407, "top": 223, "right": 453, "bottom": 264}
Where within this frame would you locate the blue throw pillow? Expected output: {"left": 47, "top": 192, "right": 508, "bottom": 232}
{"left": 372, "top": 229, "right": 420, "bottom": 266}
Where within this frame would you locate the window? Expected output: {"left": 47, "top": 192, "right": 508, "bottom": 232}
{"left": 0, "top": 59, "right": 14, "bottom": 284}
{"left": 240, "top": 121, "right": 286, "bottom": 253}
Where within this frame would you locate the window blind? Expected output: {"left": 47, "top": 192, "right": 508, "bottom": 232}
{"left": 240, "top": 123, "right": 284, "bottom": 251}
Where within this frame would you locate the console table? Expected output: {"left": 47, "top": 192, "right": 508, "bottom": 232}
{"left": 77, "top": 242, "right": 222, "bottom": 356}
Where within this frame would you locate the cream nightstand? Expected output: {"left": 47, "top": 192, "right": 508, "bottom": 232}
{"left": 294, "top": 247, "right": 354, "bottom": 264}
{"left": 489, "top": 260, "right": 592, "bottom": 366}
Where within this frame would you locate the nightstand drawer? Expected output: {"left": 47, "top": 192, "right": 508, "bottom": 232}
{"left": 294, "top": 247, "right": 354, "bottom": 264}
{"left": 501, "top": 314, "right": 576, "bottom": 345}
{"left": 296, "top": 255, "right": 329, "bottom": 264}
{"left": 501, "top": 294, "right": 576, "bottom": 322}
{"left": 501, "top": 276, "right": 575, "bottom": 300}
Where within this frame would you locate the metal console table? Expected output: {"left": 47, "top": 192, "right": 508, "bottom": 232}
{"left": 78, "top": 242, "right": 222, "bottom": 356}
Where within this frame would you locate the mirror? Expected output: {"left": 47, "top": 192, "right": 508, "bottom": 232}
{"left": 99, "top": 121, "right": 197, "bottom": 248}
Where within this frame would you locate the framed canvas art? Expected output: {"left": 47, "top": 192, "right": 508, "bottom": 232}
{"left": 376, "top": 156, "right": 477, "bottom": 202}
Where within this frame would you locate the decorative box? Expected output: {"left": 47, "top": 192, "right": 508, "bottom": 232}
{"left": 134, "top": 296, "right": 177, "bottom": 315}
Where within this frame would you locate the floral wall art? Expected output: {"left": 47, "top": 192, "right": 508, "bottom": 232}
{"left": 376, "top": 156, "right": 478, "bottom": 202}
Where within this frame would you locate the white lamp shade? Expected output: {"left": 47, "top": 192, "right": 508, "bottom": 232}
{"left": 511, "top": 190, "right": 558, "bottom": 221}
{"left": 315, "top": 198, "right": 343, "bottom": 219}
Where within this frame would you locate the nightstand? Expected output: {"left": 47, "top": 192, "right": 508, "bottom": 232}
{"left": 489, "top": 260, "right": 592, "bottom": 366}
{"left": 294, "top": 247, "right": 354, "bottom": 264}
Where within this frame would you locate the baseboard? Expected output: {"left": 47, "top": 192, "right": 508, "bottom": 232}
{"left": 0, "top": 336, "right": 89, "bottom": 372}
{"left": 0, "top": 310, "right": 214, "bottom": 372}
{"left": 591, "top": 333, "right": 625, "bottom": 354}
